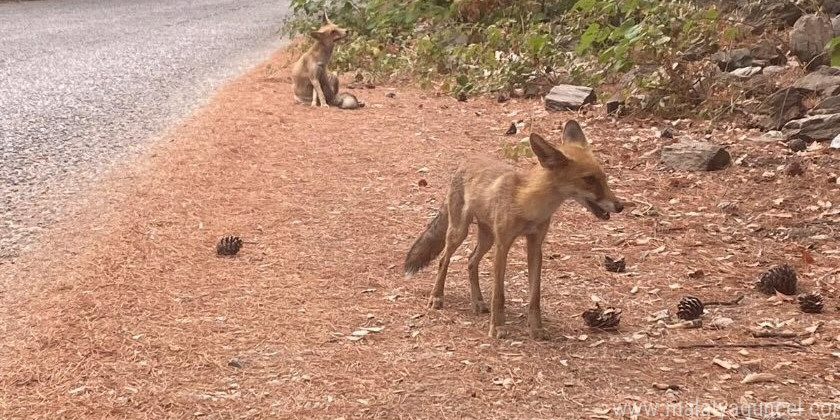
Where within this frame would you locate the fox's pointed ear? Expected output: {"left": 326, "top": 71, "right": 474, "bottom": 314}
{"left": 562, "top": 120, "right": 588, "bottom": 146}
{"left": 322, "top": 9, "right": 332, "bottom": 25}
{"left": 530, "top": 133, "right": 569, "bottom": 168}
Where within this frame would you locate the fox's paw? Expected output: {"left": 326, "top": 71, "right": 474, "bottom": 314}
{"left": 529, "top": 327, "right": 549, "bottom": 341}
{"left": 428, "top": 296, "right": 444, "bottom": 310}
{"left": 489, "top": 325, "right": 509, "bottom": 339}
{"left": 472, "top": 301, "right": 489, "bottom": 314}
{"left": 320, "top": 103, "right": 330, "bottom": 108}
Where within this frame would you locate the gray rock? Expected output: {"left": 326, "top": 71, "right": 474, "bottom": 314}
{"left": 661, "top": 141, "right": 731, "bottom": 171}
{"left": 605, "top": 95, "right": 625, "bottom": 116}
{"left": 711, "top": 48, "right": 753, "bottom": 71}
{"left": 754, "top": 87, "right": 808, "bottom": 130}
{"left": 783, "top": 113, "right": 840, "bottom": 141}
{"left": 710, "top": 317, "right": 735, "bottom": 329}
{"left": 810, "top": 95, "right": 840, "bottom": 114}
{"left": 833, "top": 15, "right": 840, "bottom": 36}
{"left": 793, "top": 66, "right": 840, "bottom": 96}
{"left": 788, "top": 138, "right": 808, "bottom": 152}
{"left": 831, "top": 133, "right": 840, "bottom": 149}
{"left": 762, "top": 65, "right": 786, "bottom": 75}
{"left": 545, "top": 85, "right": 596, "bottom": 111}
{"left": 744, "top": 0, "right": 804, "bottom": 29}
{"left": 751, "top": 130, "right": 784, "bottom": 142}
{"left": 789, "top": 14, "right": 833, "bottom": 70}
{"left": 823, "top": 0, "right": 840, "bottom": 16}
{"left": 750, "top": 39, "right": 787, "bottom": 66}
{"left": 730, "top": 66, "right": 763, "bottom": 78}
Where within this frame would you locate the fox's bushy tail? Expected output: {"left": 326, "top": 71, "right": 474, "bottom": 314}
{"left": 320, "top": 71, "right": 364, "bottom": 109}
{"left": 404, "top": 205, "right": 448, "bottom": 276}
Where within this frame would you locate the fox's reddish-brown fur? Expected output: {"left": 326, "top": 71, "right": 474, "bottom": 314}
{"left": 404, "top": 120, "right": 623, "bottom": 339}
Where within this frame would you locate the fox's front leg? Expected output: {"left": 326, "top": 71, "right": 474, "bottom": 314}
{"left": 489, "top": 238, "right": 513, "bottom": 339}
{"left": 525, "top": 224, "right": 550, "bottom": 340}
{"left": 310, "top": 74, "right": 330, "bottom": 108}
{"left": 310, "top": 85, "right": 319, "bottom": 107}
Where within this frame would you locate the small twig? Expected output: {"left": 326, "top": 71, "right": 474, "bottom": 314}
{"left": 663, "top": 319, "right": 703, "bottom": 329}
{"left": 750, "top": 329, "right": 799, "bottom": 339}
{"left": 705, "top": 294, "right": 745, "bottom": 306}
{"left": 676, "top": 342, "right": 802, "bottom": 350}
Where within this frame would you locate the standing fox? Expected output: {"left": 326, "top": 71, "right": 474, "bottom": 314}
{"left": 404, "top": 120, "right": 623, "bottom": 340}
{"left": 291, "top": 11, "right": 363, "bottom": 110}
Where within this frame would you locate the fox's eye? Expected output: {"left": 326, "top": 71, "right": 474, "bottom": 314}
{"left": 583, "top": 176, "right": 598, "bottom": 184}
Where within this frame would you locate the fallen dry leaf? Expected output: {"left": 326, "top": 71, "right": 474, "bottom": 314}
{"left": 713, "top": 358, "right": 739, "bottom": 370}
{"left": 741, "top": 373, "right": 776, "bottom": 384}
{"left": 801, "top": 248, "right": 815, "bottom": 264}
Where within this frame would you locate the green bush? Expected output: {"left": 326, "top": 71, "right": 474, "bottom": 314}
{"left": 281, "top": 0, "right": 729, "bottom": 116}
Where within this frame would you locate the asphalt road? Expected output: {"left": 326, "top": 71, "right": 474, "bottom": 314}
{"left": 0, "top": 0, "right": 290, "bottom": 258}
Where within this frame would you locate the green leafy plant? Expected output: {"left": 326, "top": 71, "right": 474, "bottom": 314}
{"left": 501, "top": 137, "right": 535, "bottom": 161}
{"left": 828, "top": 36, "right": 840, "bottom": 67}
{"left": 281, "top": 0, "right": 729, "bottom": 117}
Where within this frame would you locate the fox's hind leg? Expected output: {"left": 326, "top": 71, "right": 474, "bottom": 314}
{"left": 466, "top": 223, "right": 493, "bottom": 314}
{"left": 429, "top": 196, "right": 469, "bottom": 310}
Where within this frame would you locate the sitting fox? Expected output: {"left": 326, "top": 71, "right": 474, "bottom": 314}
{"left": 291, "top": 12, "right": 363, "bottom": 110}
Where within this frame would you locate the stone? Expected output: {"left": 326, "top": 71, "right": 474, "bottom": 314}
{"left": 750, "top": 39, "right": 787, "bottom": 66}
{"left": 823, "top": 0, "right": 840, "bottom": 16}
{"left": 545, "top": 85, "right": 596, "bottom": 111}
{"left": 710, "top": 317, "right": 735, "bottom": 329}
{"left": 711, "top": 48, "right": 753, "bottom": 71}
{"left": 790, "top": 14, "right": 833, "bottom": 70}
{"left": 783, "top": 113, "right": 840, "bottom": 141}
{"left": 730, "top": 66, "right": 763, "bottom": 78}
{"left": 788, "top": 138, "right": 808, "bottom": 152}
{"left": 833, "top": 15, "right": 840, "bottom": 36}
{"left": 744, "top": 0, "right": 803, "bottom": 29}
{"left": 762, "top": 65, "right": 786, "bottom": 75}
{"left": 661, "top": 141, "right": 731, "bottom": 171}
{"left": 751, "top": 130, "right": 784, "bottom": 142}
{"left": 810, "top": 95, "right": 840, "bottom": 115}
{"left": 605, "top": 95, "right": 625, "bottom": 116}
{"left": 831, "top": 134, "right": 840, "bottom": 149}
{"left": 793, "top": 66, "right": 840, "bottom": 96}
{"left": 754, "top": 87, "right": 808, "bottom": 130}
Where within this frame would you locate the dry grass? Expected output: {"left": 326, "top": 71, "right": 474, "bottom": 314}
{"left": 1, "top": 47, "right": 839, "bottom": 419}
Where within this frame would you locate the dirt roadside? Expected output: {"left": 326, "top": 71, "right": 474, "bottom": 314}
{"left": 1, "top": 48, "right": 839, "bottom": 419}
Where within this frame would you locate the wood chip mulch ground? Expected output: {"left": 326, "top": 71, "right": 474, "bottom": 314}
{"left": 1, "top": 48, "right": 840, "bottom": 419}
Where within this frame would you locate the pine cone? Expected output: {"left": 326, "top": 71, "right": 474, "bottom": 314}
{"left": 582, "top": 304, "right": 621, "bottom": 330}
{"left": 216, "top": 235, "right": 243, "bottom": 256}
{"left": 604, "top": 255, "right": 626, "bottom": 273}
{"left": 798, "top": 292, "right": 824, "bottom": 314}
{"left": 755, "top": 264, "right": 797, "bottom": 296}
{"left": 677, "top": 296, "right": 704, "bottom": 320}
